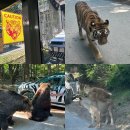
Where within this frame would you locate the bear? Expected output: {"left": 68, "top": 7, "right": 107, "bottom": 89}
{"left": 0, "top": 89, "right": 31, "bottom": 130}
{"left": 29, "top": 83, "right": 52, "bottom": 121}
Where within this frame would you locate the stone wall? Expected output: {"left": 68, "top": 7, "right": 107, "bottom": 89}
{"left": 38, "top": 0, "right": 64, "bottom": 47}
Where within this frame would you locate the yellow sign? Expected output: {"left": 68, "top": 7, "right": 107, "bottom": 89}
{"left": 1, "top": 11, "right": 24, "bottom": 44}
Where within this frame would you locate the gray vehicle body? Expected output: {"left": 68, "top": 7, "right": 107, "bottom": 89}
{"left": 17, "top": 74, "right": 65, "bottom": 108}
{"left": 65, "top": 73, "right": 80, "bottom": 104}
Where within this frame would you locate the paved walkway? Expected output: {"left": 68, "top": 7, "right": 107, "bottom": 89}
{"left": 0, "top": 44, "right": 25, "bottom": 63}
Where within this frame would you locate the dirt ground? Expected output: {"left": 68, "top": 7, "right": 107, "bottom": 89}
{"left": 113, "top": 102, "right": 130, "bottom": 130}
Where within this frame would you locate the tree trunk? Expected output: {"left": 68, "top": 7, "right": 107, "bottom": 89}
{"left": 48, "top": 64, "right": 51, "bottom": 75}
{"left": 0, "top": 64, "right": 4, "bottom": 80}
{"left": 56, "top": 64, "right": 59, "bottom": 73}
{"left": 24, "top": 64, "right": 29, "bottom": 81}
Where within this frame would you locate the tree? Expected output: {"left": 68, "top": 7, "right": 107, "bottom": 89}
{"left": 0, "top": 64, "right": 65, "bottom": 85}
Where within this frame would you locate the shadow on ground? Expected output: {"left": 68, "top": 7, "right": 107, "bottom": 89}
{"left": 9, "top": 110, "right": 65, "bottom": 130}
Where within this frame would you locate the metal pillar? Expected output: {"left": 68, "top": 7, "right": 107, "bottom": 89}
{"left": 22, "top": 0, "right": 44, "bottom": 63}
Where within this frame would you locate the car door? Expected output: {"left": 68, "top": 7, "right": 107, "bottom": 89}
{"left": 50, "top": 77, "right": 61, "bottom": 103}
{"left": 50, "top": 76, "right": 65, "bottom": 104}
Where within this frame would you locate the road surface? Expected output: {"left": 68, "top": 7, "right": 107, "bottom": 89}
{"left": 65, "top": 0, "right": 130, "bottom": 64}
{"left": 8, "top": 108, "right": 65, "bottom": 130}
{"left": 65, "top": 99, "right": 119, "bottom": 130}
{"left": 65, "top": 111, "right": 97, "bottom": 130}
{"left": 65, "top": 100, "right": 98, "bottom": 130}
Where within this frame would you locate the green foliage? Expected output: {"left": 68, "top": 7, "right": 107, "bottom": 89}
{"left": 0, "top": 64, "right": 65, "bottom": 84}
{"left": 66, "top": 64, "right": 130, "bottom": 90}
{"left": 36, "top": 64, "right": 65, "bottom": 76}
{"left": 2, "top": 64, "right": 10, "bottom": 79}
{"left": 85, "top": 64, "right": 117, "bottom": 87}
{"left": 108, "top": 65, "right": 130, "bottom": 89}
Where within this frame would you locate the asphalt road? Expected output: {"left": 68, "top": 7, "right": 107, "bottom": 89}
{"left": 65, "top": 111, "right": 97, "bottom": 130}
{"left": 65, "top": 100, "right": 97, "bottom": 130}
{"left": 65, "top": 0, "right": 130, "bottom": 64}
{"left": 8, "top": 108, "right": 65, "bottom": 130}
{"left": 65, "top": 99, "right": 119, "bottom": 130}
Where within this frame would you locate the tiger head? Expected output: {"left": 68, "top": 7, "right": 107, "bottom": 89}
{"left": 6, "top": 20, "right": 21, "bottom": 40}
{"left": 89, "top": 19, "right": 110, "bottom": 45}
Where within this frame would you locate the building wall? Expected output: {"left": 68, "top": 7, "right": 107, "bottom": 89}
{"left": 38, "top": 0, "right": 64, "bottom": 47}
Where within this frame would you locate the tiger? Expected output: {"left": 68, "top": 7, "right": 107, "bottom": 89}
{"left": 75, "top": 1, "right": 110, "bottom": 62}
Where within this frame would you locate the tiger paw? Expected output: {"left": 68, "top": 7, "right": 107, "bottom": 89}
{"left": 95, "top": 54, "right": 103, "bottom": 63}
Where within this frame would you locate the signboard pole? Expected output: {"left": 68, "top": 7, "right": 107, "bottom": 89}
{"left": 22, "top": 0, "right": 44, "bottom": 64}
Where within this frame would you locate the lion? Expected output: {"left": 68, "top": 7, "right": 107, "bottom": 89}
{"left": 79, "top": 87, "right": 114, "bottom": 128}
